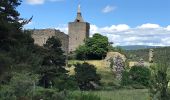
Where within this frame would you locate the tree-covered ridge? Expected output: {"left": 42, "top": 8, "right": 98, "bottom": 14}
{"left": 126, "top": 47, "right": 170, "bottom": 63}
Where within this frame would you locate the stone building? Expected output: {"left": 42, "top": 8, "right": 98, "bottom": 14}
{"left": 31, "top": 5, "right": 90, "bottom": 54}
{"left": 32, "top": 29, "right": 69, "bottom": 54}
{"left": 149, "top": 49, "right": 154, "bottom": 63}
{"left": 68, "top": 5, "right": 90, "bottom": 52}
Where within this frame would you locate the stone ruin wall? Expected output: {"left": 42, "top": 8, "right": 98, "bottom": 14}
{"left": 31, "top": 29, "right": 69, "bottom": 54}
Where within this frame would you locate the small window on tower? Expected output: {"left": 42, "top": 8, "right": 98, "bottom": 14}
{"left": 77, "top": 20, "right": 80, "bottom": 22}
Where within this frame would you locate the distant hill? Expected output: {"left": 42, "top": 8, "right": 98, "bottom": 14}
{"left": 119, "top": 45, "right": 161, "bottom": 50}
{"left": 125, "top": 46, "right": 170, "bottom": 63}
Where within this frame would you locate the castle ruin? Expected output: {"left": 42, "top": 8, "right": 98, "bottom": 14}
{"left": 68, "top": 5, "right": 90, "bottom": 52}
{"left": 31, "top": 5, "right": 90, "bottom": 54}
{"left": 32, "top": 29, "right": 69, "bottom": 54}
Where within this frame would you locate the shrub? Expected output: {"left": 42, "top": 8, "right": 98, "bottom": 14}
{"left": 121, "top": 66, "right": 151, "bottom": 87}
{"left": 129, "top": 66, "right": 151, "bottom": 86}
{"left": 0, "top": 85, "right": 16, "bottom": 100}
{"left": 0, "top": 72, "right": 39, "bottom": 100}
{"left": 53, "top": 75, "right": 78, "bottom": 91}
{"left": 33, "top": 87, "right": 66, "bottom": 100}
{"left": 149, "top": 62, "right": 170, "bottom": 100}
{"left": 121, "top": 71, "right": 131, "bottom": 86}
{"left": 74, "top": 62, "right": 101, "bottom": 90}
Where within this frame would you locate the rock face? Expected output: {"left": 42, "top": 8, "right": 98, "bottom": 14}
{"left": 31, "top": 29, "right": 69, "bottom": 54}
{"left": 104, "top": 52, "right": 126, "bottom": 80}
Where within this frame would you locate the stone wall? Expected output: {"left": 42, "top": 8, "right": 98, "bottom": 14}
{"left": 68, "top": 22, "right": 90, "bottom": 52}
{"left": 31, "top": 29, "right": 69, "bottom": 54}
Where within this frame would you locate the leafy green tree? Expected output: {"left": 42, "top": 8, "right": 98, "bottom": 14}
{"left": 121, "top": 66, "right": 151, "bottom": 87}
{"left": 74, "top": 62, "right": 101, "bottom": 90}
{"left": 0, "top": 0, "right": 33, "bottom": 51}
{"left": 0, "top": 0, "right": 37, "bottom": 85}
{"left": 39, "top": 36, "right": 68, "bottom": 88}
{"left": 75, "top": 33, "right": 109, "bottom": 60}
{"left": 75, "top": 45, "right": 88, "bottom": 60}
{"left": 149, "top": 62, "right": 169, "bottom": 100}
{"left": 129, "top": 66, "right": 151, "bottom": 86}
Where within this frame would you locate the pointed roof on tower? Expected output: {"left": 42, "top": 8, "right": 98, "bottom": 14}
{"left": 75, "top": 4, "right": 84, "bottom": 22}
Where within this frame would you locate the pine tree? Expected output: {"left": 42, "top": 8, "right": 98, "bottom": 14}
{"left": 39, "top": 36, "right": 68, "bottom": 88}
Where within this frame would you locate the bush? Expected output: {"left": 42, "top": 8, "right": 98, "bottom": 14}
{"left": 0, "top": 72, "right": 39, "bottom": 100}
{"left": 121, "top": 71, "right": 131, "bottom": 86}
{"left": 33, "top": 87, "right": 70, "bottom": 100}
{"left": 74, "top": 62, "right": 101, "bottom": 90}
{"left": 0, "top": 85, "right": 16, "bottom": 100}
{"left": 53, "top": 75, "right": 78, "bottom": 91}
{"left": 129, "top": 66, "right": 151, "bottom": 86}
{"left": 121, "top": 66, "right": 151, "bottom": 87}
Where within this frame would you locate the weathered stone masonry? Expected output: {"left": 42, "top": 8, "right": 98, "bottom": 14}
{"left": 68, "top": 5, "right": 90, "bottom": 52}
{"left": 32, "top": 29, "right": 69, "bottom": 54}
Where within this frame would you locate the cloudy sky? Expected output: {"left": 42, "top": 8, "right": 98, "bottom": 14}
{"left": 18, "top": 0, "right": 170, "bottom": 46}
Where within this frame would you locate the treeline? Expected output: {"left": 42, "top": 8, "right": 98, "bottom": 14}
{"left": 126, "top": 47, "right": 170, "bottom": 63}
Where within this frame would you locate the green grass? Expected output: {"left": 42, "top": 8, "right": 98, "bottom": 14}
{"left": 68, "top": 60, "right": 150, "bottom": 100}
{"left": 71, "top": 89, "right": 149, "bottom": 100}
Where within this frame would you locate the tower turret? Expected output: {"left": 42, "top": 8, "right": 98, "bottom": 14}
{"left": 75, "top": 5, "right": 84, "bottom": 22}
{"left": 68, "top": 5, "right": 90, "bottom": 52}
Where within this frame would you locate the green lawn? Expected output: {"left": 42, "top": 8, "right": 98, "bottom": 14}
{"left": 71, "top": 89, "right": 149, "bottom": 100}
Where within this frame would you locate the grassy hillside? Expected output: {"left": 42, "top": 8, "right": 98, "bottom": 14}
{"left": 126, "top": 47, "right": 170, "bottom": 62}
{"left": 68, "top": 60, "right": 149, "bottom": 100}
{"left": 68, "top": 60, "right": 114, "bottom": 85}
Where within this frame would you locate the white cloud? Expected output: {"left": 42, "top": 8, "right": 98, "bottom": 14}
{"left": 166, "top": 25, "right": 170, "bottom": 31}
{"left": 91, "top": 24, "right": 170, "bottom": 46}
{"left": 26, "top": 0, "right": 45, "bottom": 5}
{"left": 56, "top": 23, "right": 170, "bottom": 46}
{"left": 162, "top": 37, "right": 170, "bottom": 45}
{"left": 55, "top": 24, "right": 68, "bottom": 34}
{"left": 137, "top": 23, "right": 160, "bottom": 29}
{"left": 102, "top": 5, "right": 116, "bottom": 13}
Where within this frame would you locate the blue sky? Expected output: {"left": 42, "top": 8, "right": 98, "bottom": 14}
{"left": 18, "top": 0, "right": 170, "bottom": 46}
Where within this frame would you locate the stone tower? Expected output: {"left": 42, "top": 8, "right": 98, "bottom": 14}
{"left": 149, "top": 49, "right": 154, "bottom": 63}
{"left": 68, "top": 5, "right": 90, "bottom": 52}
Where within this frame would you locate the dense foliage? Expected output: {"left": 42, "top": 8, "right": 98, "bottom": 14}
{"left": 75, "top": 33, "right": 109, "bottom": 60}
{"left": 74, "top": 62, "right": 101, "bottom": 90}
{"left": 121, "top": 66, "right": 151, "bottom": 88}
{"left": 149, "top": 62, "right": 170, "bottom": 100}
{"left": 39, "top": 36, "right": 68, "bottom": 88}
{"left": 0, "top": 0, "right": 72, "bottom": 99}
{"left": 126, "top": 47, "right": 170, "bottom": 62}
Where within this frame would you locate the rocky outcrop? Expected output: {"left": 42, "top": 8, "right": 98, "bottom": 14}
{"left": 104, "top": 52, "right": 126, "bottom": 80}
